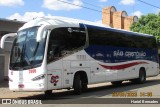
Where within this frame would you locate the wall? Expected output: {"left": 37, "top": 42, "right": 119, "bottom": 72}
{"left": 0, "top": 19, "right": 25, "bottom": 80}
{"left": 102, "top": 6, "right": 138, "bottom": 31}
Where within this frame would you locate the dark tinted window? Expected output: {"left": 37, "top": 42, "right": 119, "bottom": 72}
{"left": 47, "top": 27, "right": 86, "bottom": 63}
{"left": 88, "top": 26, "right": 157, "bottom": 49}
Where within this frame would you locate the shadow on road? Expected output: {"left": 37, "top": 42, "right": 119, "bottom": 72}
{"left": 18, "top": 78, "right": 160, "bottom": 100}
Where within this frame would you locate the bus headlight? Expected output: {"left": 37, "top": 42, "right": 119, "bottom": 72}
{"left": 31, "top": 74, "right": 46, "bottom": 81}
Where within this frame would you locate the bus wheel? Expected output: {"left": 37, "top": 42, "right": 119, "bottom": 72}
{"left": 137, "top": 68, "right": 146, "bottom": 84}
{"left": 111, "top": 81, "right": 123, "bottom": 86}
{"left": 73, "top": 75, "right": 82, "bottom": 95}
{"left": 82, "top": 83, "right": 88, "bottom": 92}
{"left": 44, "top": 90, "right": 52, "bottom": 96}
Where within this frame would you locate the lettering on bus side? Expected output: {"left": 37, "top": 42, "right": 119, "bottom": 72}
{"left": 29, "top": 69, "right": 36, "bottom": 74}
{"left": 113, "top": 50, "right": 146, "bottom": 57}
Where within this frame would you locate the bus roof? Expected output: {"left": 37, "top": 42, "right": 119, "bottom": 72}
{"left": 19, "top": 16, "right": 109, "bottom": 31}
{"left": 85, "top": 24, "right": 154, "bottom": 38}
{"left": 19, "top": 16, "right": 153, "bottom": 38}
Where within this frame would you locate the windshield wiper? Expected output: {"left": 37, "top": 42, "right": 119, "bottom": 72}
{"left": 23, "top": 42, "right": 40, "bottom": 69}
{"left": 21, "top": 43, "right": 32, "bottom": 67}
{"left": 11, "top": 55, "right": 21, "bottom": 69}
{"left": 24, "top": 53, "right": 31, "bottom": 66}
{"left": 30, "top": 42, "right": 39, "bottom": 63}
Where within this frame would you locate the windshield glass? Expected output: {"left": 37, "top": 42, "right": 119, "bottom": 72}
{"left": 9, "top": 26, "right": 47, "bottom": 70}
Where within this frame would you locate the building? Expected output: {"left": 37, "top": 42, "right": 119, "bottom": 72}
{"left": 0, "top": 18, "right": 25, "bottom": 80}
{"left": 102, "top": 6, "right": 138, "bottom": 31}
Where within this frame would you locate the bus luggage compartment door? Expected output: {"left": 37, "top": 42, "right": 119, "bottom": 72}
{"left": 63, "top": 60, "right": 72, "bottom": 88}
{"left": 47, "top": 59, "right": 62, "bottom": 90}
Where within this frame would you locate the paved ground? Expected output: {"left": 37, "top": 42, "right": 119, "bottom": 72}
{"left": 0, "top": 74, "right": 160, "bottom": 105}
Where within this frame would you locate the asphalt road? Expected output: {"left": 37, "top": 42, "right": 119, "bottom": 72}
{"left": 9, "top": 74, "right": 160, "bottom": 104}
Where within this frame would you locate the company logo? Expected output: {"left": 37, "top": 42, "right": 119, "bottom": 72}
{"left": 50, "top": 75, "right": 59, "bottom": 85}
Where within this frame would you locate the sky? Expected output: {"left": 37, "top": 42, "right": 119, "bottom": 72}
{"left": 0, "top": 0, "right": 160, "bottom": 23}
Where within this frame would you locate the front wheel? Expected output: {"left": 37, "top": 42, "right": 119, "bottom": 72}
{"left": 73, "top": 75, "right": 82, "bottom": 95}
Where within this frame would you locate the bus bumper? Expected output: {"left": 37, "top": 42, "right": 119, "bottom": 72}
{"left": 9, "top": 82, "right": 47, "bottom": 92}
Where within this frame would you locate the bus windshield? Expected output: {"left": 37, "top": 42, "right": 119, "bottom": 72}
{"left": 9, "top": 26, "right": 46, "bottom": 70}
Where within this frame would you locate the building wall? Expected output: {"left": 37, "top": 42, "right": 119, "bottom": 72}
{"left": 124, "top": 17, "right": 133, "bottom": 31}
{"left": 0, "top": 19, "right": 25, "bottom": 80}
{"left": 102, "top": 6, "right": 116, "bottom": 27}
{"left": 102, "top": 7, "right": 111, "bottom": 26}
{"left": 113, "top": 12, "right": 122, "bottom": 29}
{"left": 0, "top": 20, "right": 24, "bottom": 33}
{"left": 102, "top": 6, "right": 138, "bottom": 31}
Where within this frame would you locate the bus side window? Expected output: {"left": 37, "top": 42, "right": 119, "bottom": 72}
{"left": 66, "top": 28, "right": 86, "bottom": 50}
{"left": 47, "top": 27, "right": 86, "bottom": 63}
{"left": 47, "top": 29, "right": 66, "bottom": 63}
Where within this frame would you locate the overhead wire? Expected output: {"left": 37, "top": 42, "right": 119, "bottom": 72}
{"left": 81, "top": 0, "right": 103, "bottom": 8}
{"left": 56, "top": 0, "right": 134, "bottom": 20}
{"left": 137, "top": 0, "right": 160, "bottom": 10}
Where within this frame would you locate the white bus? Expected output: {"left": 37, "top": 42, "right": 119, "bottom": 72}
{"left": 1, "top": 17, "right": 159, "bottom": 95}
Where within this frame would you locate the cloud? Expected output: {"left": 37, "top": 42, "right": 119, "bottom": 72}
{"left": 0, "top": 0, "right": 24, "bottom": 7}
{"left": 156, "top": 9, "right": 160, "bottom": 14}
{"left": 120, "top": 0, "right": 135, "bottom": 5}
{"left": 7, "top": 12, "right": 52, "bottom": 21}
{"left": 42, "top": 0, "right": 83, "bottom": 11}
{"left": 132, "top": 11, "right": 143, "bottom": 18}
{"left": 94, "top": 20, "right": 102, "bottom": 24}
{"left": 99, "top": 0, "right": 107, "bottom": 2}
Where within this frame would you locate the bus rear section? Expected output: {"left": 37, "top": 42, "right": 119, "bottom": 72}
{"left": 84, "top": 24, "right": 159, "bottom": 85}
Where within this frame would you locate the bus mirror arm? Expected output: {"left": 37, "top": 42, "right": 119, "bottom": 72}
{"left": 0, "top": 33, "right": 17, "bottom": 49}
{"left": 36, "top": 25, "right": 47, "bottom": 42}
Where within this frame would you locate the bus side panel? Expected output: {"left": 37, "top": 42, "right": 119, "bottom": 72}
{"left": 62, "top": 61, "right": 72, "bottom": 88}
{"left": 47, "top": 59, "right": 63, "bottom": 90}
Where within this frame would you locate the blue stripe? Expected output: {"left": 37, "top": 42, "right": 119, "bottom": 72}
{"left": 85, "top": 45, "right": 158, "bottom": 63}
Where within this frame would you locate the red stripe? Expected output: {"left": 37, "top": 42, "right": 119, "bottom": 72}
{"left": 99, "top": 62, "right": 148, "bottom": 70}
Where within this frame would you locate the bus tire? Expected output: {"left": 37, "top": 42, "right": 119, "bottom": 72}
{"left": 44, "top": 90, "right": 52, "bottom": 96}
{"left": 82, "top": 83, "right": 88, "bottom": 92}
{"left": 137, "top": 68, "right": 146, "bottom": 84}
{"left": 111, "top": 81, "right": 123, "bottom": 86}
{"left": 73, "top": 75, "right": 82, "bottom": 95}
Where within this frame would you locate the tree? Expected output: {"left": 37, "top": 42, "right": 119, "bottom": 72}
{"left": 130, "top": 13, "right": 160, "bottom": 42}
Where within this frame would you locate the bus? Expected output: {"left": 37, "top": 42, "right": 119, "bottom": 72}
{"left": 0, "top": 17, "right": 159, "bottom": 95}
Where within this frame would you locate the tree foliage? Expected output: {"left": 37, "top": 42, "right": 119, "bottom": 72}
{"left": 130, "top": 13, "right": 160, "bottom": 42}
